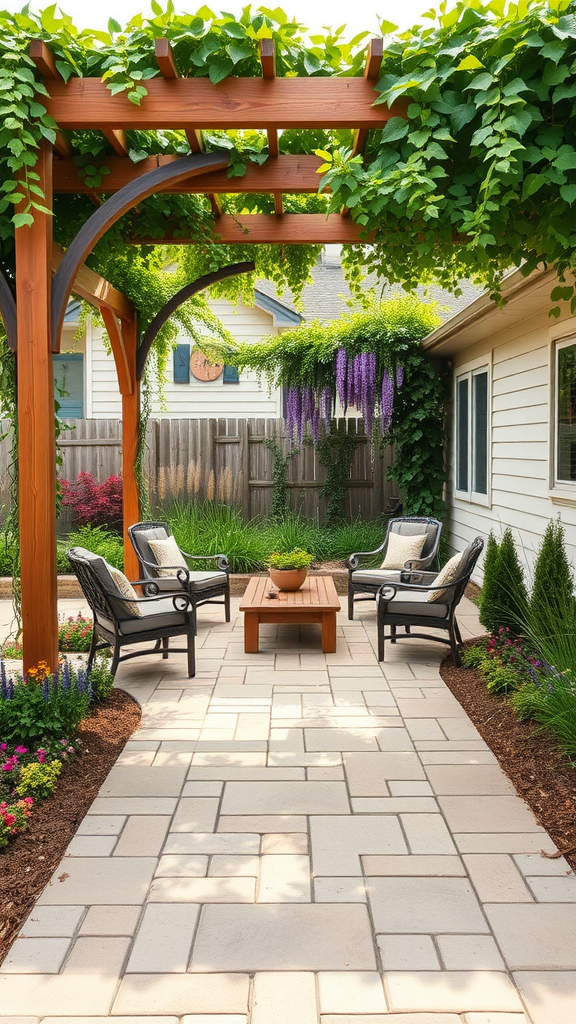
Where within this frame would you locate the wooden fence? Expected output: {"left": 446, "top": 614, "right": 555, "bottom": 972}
{"left": 0, "top": 418, "right": 398, "bottom": 529}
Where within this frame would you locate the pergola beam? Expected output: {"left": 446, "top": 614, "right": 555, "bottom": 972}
{"left": 53, "top": 153, "right": 324, "bottom": 194}
{"left": 29, "top": 39, "right": 60, "bottom": 79}
{"left": 51, "top": 151, "right": 230, "bottom": 350}
{"left": 352, "top": 38, "right": 384, "bottom": 158}
{"left": 44, "top": 77, "right": 407, "bottom": 129}
{"left": 103, "top": 129, "right": 129, "bottom": 157}
{"left": 51, "top": 242, "right": 134, "bottom": 322}
{"left": 154, "top": 38, "right": 219, "bottom": 212}
{"left": 130, "top": 212, "right": 373, "bottom": 244}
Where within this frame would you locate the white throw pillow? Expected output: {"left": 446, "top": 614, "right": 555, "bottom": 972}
{"left": 381, "top": 532, "right": 427, "bottom": 570}
{"left": 427, "top": 552, "right": 463, "bottom": 603}
{"left": 148, "top": 536, "right": 188, "bottom": 578}
{"left": 108, "top": 564, "right": 142, "bottom": 617}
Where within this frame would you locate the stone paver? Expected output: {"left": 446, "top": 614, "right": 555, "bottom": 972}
{"left": 0, "top": 594, "right": 571, "bottom": 1023}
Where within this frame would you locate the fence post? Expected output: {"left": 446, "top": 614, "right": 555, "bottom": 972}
{"left": 238, "top": 419, "right": 250, "bottom": 517}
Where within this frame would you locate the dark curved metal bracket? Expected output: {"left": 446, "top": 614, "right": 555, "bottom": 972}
{"left": 0, "top": 267, "right": 17, "bottom": 352}
{"left": 51, "top": 151, "right": 230, "bottom": 352}
{"left": 136, "top": 261, "right": 256, "bottom": 380}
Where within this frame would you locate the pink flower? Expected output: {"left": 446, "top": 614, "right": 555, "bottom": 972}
{"left": 0, "top": 743, "right": 7, "bottom": 752}
{"left": 14, "top": 746, "right": 28, "bottom": 754}
{"left": 2, "top": 813, "right": 16, "bottom": 827}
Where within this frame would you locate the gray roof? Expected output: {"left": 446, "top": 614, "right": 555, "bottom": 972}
{"left": 257, "top": 246, "right": 483, "bottom": 324}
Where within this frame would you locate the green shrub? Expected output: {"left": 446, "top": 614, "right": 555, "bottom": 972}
{"left": 62, "top": 525, "right": 124, "bottom": 571}
{"left": 268, "top": 548, "right": 313, "bottom": 570}
{"left": 528, "top": 518, "right": 576, "bottom": 676}
{"left": 479, "top": 527, "right": 527, "bottom": 635}
{"left": 482, "top": 661, "right": 522, "bottom": 696}
{"left": 511, "top": 674, "right": 576, "bottom": 762}
{"left": 461, "top": 645, "right": 488, "bottom": 670}
{"left": 89, "top": 660, "right": 114, "bottom": 703}
{"left": 16, "top": 760, "right": 61, "bottom": 801}
{"left": 168, "top": 501, "right": 269, "bottom": 573}
{"left": 0, "top": 663, "right": 91, "bottom": 747}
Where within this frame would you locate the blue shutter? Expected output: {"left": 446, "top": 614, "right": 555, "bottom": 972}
{"left": 173, "top": 343, "right": 190, "bottom": 383}
{"left": 223, "top": 364, "right": 239, "bottom": 383}
{"left": 53, "top": 354, "right": 84, "bottom": 419}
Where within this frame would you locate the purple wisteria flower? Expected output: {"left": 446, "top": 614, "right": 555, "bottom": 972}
{"left": 381, "top": 369, "right": 394, "bottom": 435}
{"left": 396, "top": 365, "right": 404, "bottom": 388}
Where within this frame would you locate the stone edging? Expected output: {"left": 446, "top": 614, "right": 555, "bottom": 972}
{"left": 0, "top": 569, "right": 350, "bottom": 601}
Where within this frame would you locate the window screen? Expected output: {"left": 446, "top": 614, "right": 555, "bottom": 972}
{"left": 473, "top": 370, "right": 488, "bottom": 495}
{"left": 557, "top": 342, "right": 576, "bottom": 483}
{"left": 456, "top": 376, "right": 469, "bottom": 492}
{"left": 53, "top": 354, "right": 84, "bottom": 419}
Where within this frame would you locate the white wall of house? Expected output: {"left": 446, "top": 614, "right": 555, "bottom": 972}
{"left": 426, "top": 271, "right": 576, "bottom": 582}
{"left": 61, "top": 296, "right": 284, "bottom": 420}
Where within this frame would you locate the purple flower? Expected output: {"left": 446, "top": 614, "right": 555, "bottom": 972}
{"left": 396, "top": 365, "right": 404, "bottom": 388}
{"left": 381, "top": 369, "right": 394, "bottom": 435}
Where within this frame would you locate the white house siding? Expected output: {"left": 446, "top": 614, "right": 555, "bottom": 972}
{"left": 446, "top": 306, "right": 576, "bottom": 583}
{"left": 62, "top": 297, "right": 282, "bottom": 420}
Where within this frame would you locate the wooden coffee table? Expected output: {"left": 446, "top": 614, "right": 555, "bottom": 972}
{"left": 240, "top": 575, "right": 341, "bottom": 653}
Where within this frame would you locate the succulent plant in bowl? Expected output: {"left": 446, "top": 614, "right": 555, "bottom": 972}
{"left": 268, "top": 548, "right": 313, "bottom": 591}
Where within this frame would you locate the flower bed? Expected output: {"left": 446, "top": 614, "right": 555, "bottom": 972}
{"left": 0, "top": 659, "right": 114, "bottom": 852}
{"left": 0, "top": 688, "right": 140, "bottom": 963}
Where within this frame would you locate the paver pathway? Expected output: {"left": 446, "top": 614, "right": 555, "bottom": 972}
{"left": 1, "top": 594, "right": 574, "bottom": 1024}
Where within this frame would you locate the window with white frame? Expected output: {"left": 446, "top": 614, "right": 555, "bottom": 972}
{"left": 555, "top": 338, "right": 576, "bottom": 485}
{"left": 455, "top": 366, "right": 489, "bottom": 502}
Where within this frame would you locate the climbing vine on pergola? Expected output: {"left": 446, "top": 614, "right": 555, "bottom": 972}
{"left": 0, "top": 0, "right": 575, "bottom": 670}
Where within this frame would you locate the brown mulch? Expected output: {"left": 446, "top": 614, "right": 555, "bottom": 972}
{"left": 441, "top": 647, "right": 576, "bottom": 873}
{"left": 0, "top": 689, "right": 141, "bottom": 963}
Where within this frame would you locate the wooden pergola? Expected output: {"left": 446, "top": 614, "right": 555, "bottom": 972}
{"left": 1, "top": 35, "right": 406, "bottom": 671}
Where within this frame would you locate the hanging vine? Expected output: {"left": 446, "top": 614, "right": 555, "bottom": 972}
{"left": 263, "top": 436, "right": 300, "bottom": 519}
{"left": 230, "top": 295, "right": 446, "bottom": 518}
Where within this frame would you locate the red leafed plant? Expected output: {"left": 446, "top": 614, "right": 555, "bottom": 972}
{"left": 60, "top": 472, "right": 123, "bottom": 530}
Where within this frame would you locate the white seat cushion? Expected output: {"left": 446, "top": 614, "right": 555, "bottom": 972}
{"left": 118, "top": 597, "right": 190, "bottom": 636}
{"left": 352, "top": 569, "right": 402, "bottom": 586}
{"left": 380, "top": 589, "right": 449, "bottom": 619}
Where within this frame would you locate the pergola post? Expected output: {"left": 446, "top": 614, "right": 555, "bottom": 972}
{"left": 15, "top": 141, "right": 58, "bottom": 672}
{"left": 121, "top": 317, "right": 140, "bottom": 581}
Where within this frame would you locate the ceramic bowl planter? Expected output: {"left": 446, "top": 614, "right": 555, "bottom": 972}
{"left": 267, "top": 548, "right": 313, "bottom": 592}
{"left": 269, "top": 566, "right": 308, "bottom": 592}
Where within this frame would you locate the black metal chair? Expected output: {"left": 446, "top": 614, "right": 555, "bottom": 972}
{"left": 128, "top": 521, "right": 230, "bottom": 628}
{"left": 346, "top": 516, "right": 443, "bottom": 619}
{"left": 67, "top": 547, "right": 196, "bottom": 678}
{"left": 376, "top": 536, "right": 484, "bottom": 667}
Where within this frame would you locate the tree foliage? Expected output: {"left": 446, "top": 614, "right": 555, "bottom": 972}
{"left": 479, "top": 527, "right": 528, "bottom": 634}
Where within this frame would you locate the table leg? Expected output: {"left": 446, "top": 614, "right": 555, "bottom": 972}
{"left": 321, "top": 611, "right": 337, "bottom": 653}
{"left": 244, "top": 611, "right": 260, "bottom": 653}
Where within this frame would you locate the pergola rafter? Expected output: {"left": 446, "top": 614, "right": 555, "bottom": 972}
{"left": 8, "top": 34, "right": 406, "bottom": 669}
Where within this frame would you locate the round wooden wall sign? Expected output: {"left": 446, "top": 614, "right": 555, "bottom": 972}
{"left": 190, "top": 349, "right": 224, "bottom": 382}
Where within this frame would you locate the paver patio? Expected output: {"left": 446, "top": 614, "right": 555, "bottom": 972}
{"left": 0, "top": 593, "right": 574, "bottom": 1024}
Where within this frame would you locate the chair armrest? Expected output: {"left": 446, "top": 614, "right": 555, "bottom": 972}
{"left": 133, "top": 552, "right": 191, "bottom": 584}
{"left": 378, "top": 571, "right": 471, "bottom": 601}
{"left": 101, "top": 583, "right": 194, "bottom": 613}
{"left": 180, "top": 550, "right": 230, "bottom": 572}
{"left": 346, "top": 544, "right": 386, "bottom": 570}
{"left": 403, "top": 556, "right": 432, "bottom": 570}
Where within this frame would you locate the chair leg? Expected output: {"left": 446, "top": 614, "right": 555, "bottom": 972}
{"left": 87, "top": 629, "right": 98, "bottom": 676}
{"left": 390, "top": 623, "right": 397, "bottom": 644}
{"left": 377, "top": 613, "right": 385, "bottom": 662}
{"left": 110, "top": 642, "right": 121, "bottom": 679}
{"left": 405, "top": 625, "right": 411, "bottom": 634}
{"left": 224, "top": 581, "right": 231, "bottom": 623}
{"left": 162, "top": 637, "right": 169, "bottom": 660}
{"left": 348, "top": 582, "right": 354, "bottom": 620}
{"left": 449, "top": 620, "right": 461, "bottom": 667}
{"left": 454, "top": 619, "right": 463, "bottom": 645}
{"left": 187, "top": 628, "right": 196, "bottom": 677}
